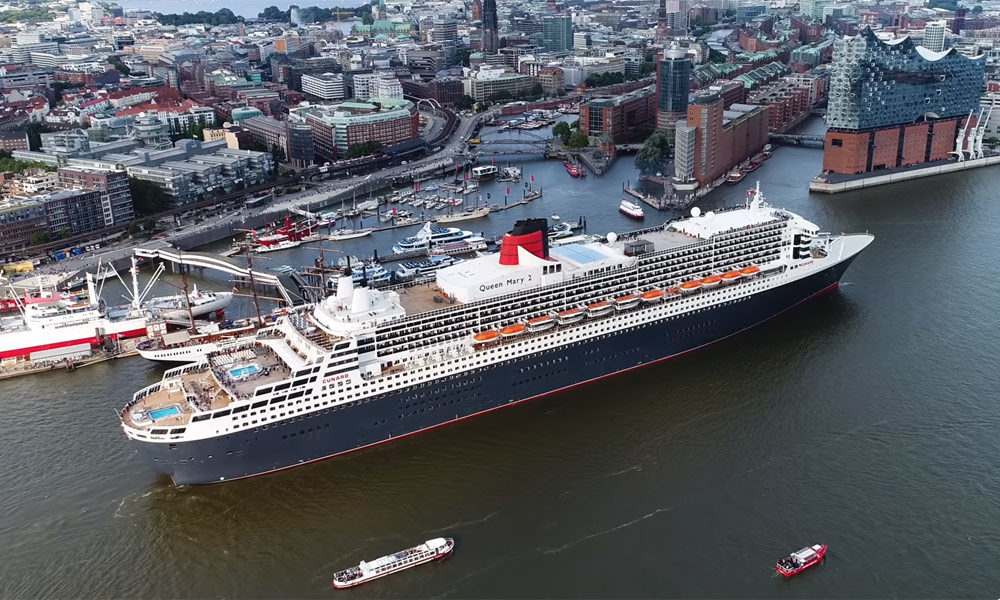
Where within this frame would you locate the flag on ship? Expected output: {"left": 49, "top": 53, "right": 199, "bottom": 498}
{"left": 492, "top": 157, "right": 496, "bottom": 164}
{"left": 414, "top": 182, "right": 419, "bottom": 191}
{"left": 506, "top": 187, "right": 510, "bottom": 195}
{"left": 530, "top": 174, "right": 534, "bottom": 182}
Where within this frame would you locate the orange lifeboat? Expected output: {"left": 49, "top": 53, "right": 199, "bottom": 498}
{"left": 527, "top": 315, "right": 556, "bottom": 332}
{"left": 614, "top": 294, "right": 640, "bottom": 310}
{"left": 557, "top": 308, "right": 585, "bottom": 325}
{"left": 641, "top": 289, "right": 663, "bottom": 303}
{"left": 679, "top": 281, "right": 702, "bottom": 294}
{"left": 701, "top": 275, "right": 722, "bottom": 288}
{"left": 586, "top": 301, "right": 613, "bottom": 317}
{"left": 721, "top": 271, "right": 742, "bottom": 284}
{"left": 740, "top": 265, "right": 760, "bottom": 277}
{"left": 473, "top": 330, "right": 500, "bottom": 344}
{"left": 500, "top": 324, "right": 527, "bottom": 339}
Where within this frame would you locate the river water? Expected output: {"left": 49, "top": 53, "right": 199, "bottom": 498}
{"left": 3, "top": 117, "right": 1000, "bottom": 598}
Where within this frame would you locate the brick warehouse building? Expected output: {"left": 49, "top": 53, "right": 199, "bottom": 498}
{"left": 579, "top": 88, "right": 657, "bottom": 143}
{"left": 673, "top": 91, "right": 769, "bottom": 188}
{"left": 822, "top": 27, "right": 986, "bottom": 175}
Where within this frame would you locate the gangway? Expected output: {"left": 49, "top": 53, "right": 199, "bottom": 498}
{"left": 132, "top": 247, "right": 295, "bottom": 306}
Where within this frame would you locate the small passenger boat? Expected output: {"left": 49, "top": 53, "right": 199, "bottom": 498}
{"left": 740, "top": 265, "right": 761, "bottom": 277}
{"left": 679, "top": 281, "right": 702, "bottom": 294}
{"left": 614, "top": 294, "right": 640, "bottom": 310}
{"left": 721, "top": 271, "right": 742, "bottom": 284}
{"left": 557, "top": 308, "right": 585, "bottom": 325}
{"left": 473, "top": 330, "right": 500, "bottom": 344}
{"left": 500, "top": 324, "right": 527, "bottom": 339}
{"left": 640, "top": 289, "right": 663, "bottom": 303}
{"left": 586, "top": 301, "right": 613, "bottom": 317}
{"left": 332, "top": 538, "right": 455, "bottom": 589}
{"left": 775, "top": 544, "right": 827, "bottom": 578}
{"left": 527, "top": 315, "right": 556, "bottom": 333}
{"left": 701, "top": 275, "right": 722, "bottom": 288}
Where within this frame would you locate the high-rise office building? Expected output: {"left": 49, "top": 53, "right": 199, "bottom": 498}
{"left": 543, "top": 15, "right": 573, "bottom": 52}
{"left": 922, "top": 20, "right": 947, "bottom": 52}
{"left": 823, "top": 27, "right": 986, "bottom": 175}
{"left": 655, "top": 44, "right": 691, "bottom": 133}
{"left": 429, "top": 18, "right": 459, "bottom": 66}
{"left": 482, "top": 0, "right": 499, "bottom": 53}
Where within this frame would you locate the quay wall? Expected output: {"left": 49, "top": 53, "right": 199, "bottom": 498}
{"left": 809, "top": 156, "right": 1000, "bottom": 194}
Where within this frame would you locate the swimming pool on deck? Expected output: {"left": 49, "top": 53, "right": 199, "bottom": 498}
{"left": 229, "top": 364, "right": 260, "bottom": 379}
{"left": 148, "top": 405, "right": 182, "bottom": 421}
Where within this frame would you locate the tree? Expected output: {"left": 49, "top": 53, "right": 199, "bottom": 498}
{"left": 344, "top": 140, "right": 383, "bottom": 159}
{"left": 972, "top": 4, "right": 983, "bottom": 13}
{"left": 128, "top": 177, "right": 172, "bottom": 216}
{"left": 271, "top": 144, "right": 287, "bottom": 163}
{"left": 28, "top": 231, "right": 49, "bottom": 246}
{"left": 487, "top": 90, "right": 514, "bottom": 103}
{"left": 107, "top": 57, "right": 131, "bottom": 76}
{"left": 566, "top": 131, "right": 589, "bottom": 148}
{"left": 26, "top": 123, "right": 52, "bottom": 151}
{"left": 50, "top": 81, "right": 76, "bottom": 103}
{"left": 553, "top": 121, "right": 571, "bottom": 144}
{"left": 154, "top": 8, "right": 239, "bottom": 26}
{"left": 455, "top": 95, "right": 475, "bottom": 111}
{"left": 455, "top": 48, "right": 471, "bottom": 66}
{"left": 634, "top": 129, "right": 672, "bottom": 175}
{"left": 189, "top": 122, "right": 205, "bottom": 140}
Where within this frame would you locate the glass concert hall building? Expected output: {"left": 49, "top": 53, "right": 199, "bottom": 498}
{"left": 822, "top": 27, "right": 986, "bottom": 175}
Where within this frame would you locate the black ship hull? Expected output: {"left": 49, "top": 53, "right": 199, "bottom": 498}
{"left": 134, "top": 257, "right": 858, "bottom": 485}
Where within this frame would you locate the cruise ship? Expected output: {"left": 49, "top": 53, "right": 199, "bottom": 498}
{"left": 120, "top": 185, "right": 873, "bottom": 485}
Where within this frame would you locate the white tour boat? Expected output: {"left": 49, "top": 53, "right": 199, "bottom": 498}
{"left": 332, "top": 538, "right": 455, "bottom": 589}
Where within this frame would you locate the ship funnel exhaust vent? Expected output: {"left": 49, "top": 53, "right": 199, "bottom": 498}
{"left": 499, "top": 218, "right": 548, "bottom": 265}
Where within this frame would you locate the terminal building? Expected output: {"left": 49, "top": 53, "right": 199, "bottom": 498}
{"left": 822, "top": 27, "right": 986, "bottom": 175}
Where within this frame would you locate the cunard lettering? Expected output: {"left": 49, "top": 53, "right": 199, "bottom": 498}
{"left": 322, "top": 373, "right": 350, "bottom": 384}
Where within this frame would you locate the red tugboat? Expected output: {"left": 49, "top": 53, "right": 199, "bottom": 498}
{"left": 775, "top": 544, "right": 827, "bottom": 578}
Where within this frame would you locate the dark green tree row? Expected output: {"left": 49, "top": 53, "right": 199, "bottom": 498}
{"left": 258, "top": 4, "right": 373, "bottom": 23}
{"left": 344, "top": 140, "right": 383, "bottom": 159}
{"left": 0, "top": 6, "right": 53, "bottom": 23}
{"left": 0, "top": 150, "right": 56, "bottom": 173}
{"left": 155, "top": 8, "right": 239, "bottom": 26}
{"left": 584, "top": 70, "right": 649, "bottom": 88}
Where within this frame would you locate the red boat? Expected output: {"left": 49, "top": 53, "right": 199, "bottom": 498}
{"left": 565, "top": 163, "right": 582, "bottom": 177}
{"left": 775, "top": 544, "right": 827, "bottom": 578}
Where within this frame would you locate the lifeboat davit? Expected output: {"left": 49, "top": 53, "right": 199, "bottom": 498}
{"left": 740, "top": 265, "right": 760, "bottom": 277}
{"left": 557, "top": 308, "right": 585, "bottom": 325}
{"left": 679, "top": 281, "right": 702, "bottom": 294}
{"left": 500, "top": 324, "right": 527, "bottom": 339}
{"left": 614, "top": 294, "right": 640, "bottom": 310}
{"left": 473, "top": 330, "right": 500, "bottom": 343}
{"left": 701, "top": 275, "right": 722, "bottom": 288}
{"left": 721, "top": 271, "right": 742, "bottom": 284}
{"left": 640, "top": 289, "right": 663, "bottom": 303}
{"left": 527, "top": 315, "right": 556, "bottom": 333}
{"left": 586, "top": 301, "right": 613, "bottom": 317}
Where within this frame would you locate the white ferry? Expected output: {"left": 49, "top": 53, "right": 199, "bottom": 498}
{"left": 332, "top": 538, "right": 455, "bottom": 588}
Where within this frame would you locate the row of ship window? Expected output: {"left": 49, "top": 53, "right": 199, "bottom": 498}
{"left": 175, "top": 275, "right": 782, "bottom": 437}
{"left": 214, "top": 270, "right": 778, "bottom": 433}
